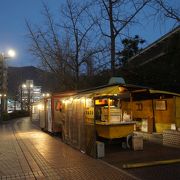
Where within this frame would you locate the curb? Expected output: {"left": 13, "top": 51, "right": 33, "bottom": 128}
{"left": 123, "top": 159, "right": 180, "bottom": 169}
{"left": 99, "top": 160, "right": 141, "bottom": 180}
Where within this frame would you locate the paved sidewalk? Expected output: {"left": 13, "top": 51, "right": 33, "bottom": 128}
{"left": 0, "top": 118, "right": 138, "bottom": 180}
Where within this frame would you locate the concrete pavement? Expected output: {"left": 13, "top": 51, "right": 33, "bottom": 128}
{"left": 102, "top": 134, "right": 180, "bottom": 180}
{"left": 0, "top": 117, "right": 138, "bottom": 180}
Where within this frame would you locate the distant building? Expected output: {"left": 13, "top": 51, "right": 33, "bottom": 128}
{"left": 19, "top": 80, "right": 42, "bottom": 111}
{"left": 124, "top": 26, "right": 180, "bottom": 92}
{"left": 127, "top": 26, "right": 180, "bottom": 67}
{"left": 7, "top": 99, "right": 21, "bottom": 113}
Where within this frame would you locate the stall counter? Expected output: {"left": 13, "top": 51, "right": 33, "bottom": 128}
{"left": 95, "top": 121, "right": 135, "bottom": 139}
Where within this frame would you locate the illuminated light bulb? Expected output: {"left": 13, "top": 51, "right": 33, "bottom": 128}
{"left": 8, "top": 49, "right": 16, "bottom": 57}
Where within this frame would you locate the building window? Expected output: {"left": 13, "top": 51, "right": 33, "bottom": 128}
{"left": 155, "top": 100, "right": 167, "bottom": 110}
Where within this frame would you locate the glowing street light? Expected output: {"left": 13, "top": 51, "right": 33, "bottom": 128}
{"left": 7, "top": 49, "right": 16, "bottom": 58}
{"left": 42, "top": 93, "right": 50, "bottom": 98}
{"left": 22, "top": 84, "right": 27, "bottom": 88}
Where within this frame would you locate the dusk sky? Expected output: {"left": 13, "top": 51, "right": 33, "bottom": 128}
{"left": 0, "top": 0, "right": 61, "bottom": 67}
{"left": 0, "top": 0, "right": 179, "bottom": 67}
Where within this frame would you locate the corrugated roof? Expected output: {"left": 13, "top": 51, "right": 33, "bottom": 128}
{"left": 50, "top": 83, "right": 180, "bottom": 99}
{"left": 149, "top": 89, "right": 180, "bottom": 97}
{"left": 75, "top": 84, "right": 148, "bottom": 98}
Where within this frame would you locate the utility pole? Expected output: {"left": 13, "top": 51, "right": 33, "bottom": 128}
{"left": 0, "top": 53, "right": 7, "bottom": 121}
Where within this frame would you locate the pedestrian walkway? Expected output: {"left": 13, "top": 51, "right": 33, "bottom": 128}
{"left": 0, "top": 118, "right": 138, "bottom": 180}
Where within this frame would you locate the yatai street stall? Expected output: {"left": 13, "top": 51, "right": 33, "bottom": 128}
{"left": 32, "top": 92, "right": 76, "bottom": 135}
{"left": 89, "top": 85, "right": 135, "bottom": 139}
{"left": 59, "top": 83, "right": 141, "bottom": 157}
{"left": 83, "top": 84, "right": 151, "bottom": 140}
{"left": 32, "top": 80, "right": 180, "bottom": 157}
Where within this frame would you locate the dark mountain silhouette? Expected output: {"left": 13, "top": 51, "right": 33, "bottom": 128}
{"left": 8, "top": 66, "right": 59, "bottom": 97}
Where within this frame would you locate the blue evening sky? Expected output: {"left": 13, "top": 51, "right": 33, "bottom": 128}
{"left": 0, "top": 0, "right": 179, "bottom": 67}
{"left": 0, "top": 0, "right": 61, "bottom": 67}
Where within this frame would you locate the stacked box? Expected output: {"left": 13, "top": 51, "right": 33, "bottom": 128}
{"left": 101, "top": 107, "right": 121, "bottom": 122}
{"left": 96, "top": 141, "right": 105, "bottom": 158}
{"left": 132, "top": 135, "right": 143, "bottom": 151}
{"left": 163, "top": 130, "right": 180, "bottom": 148}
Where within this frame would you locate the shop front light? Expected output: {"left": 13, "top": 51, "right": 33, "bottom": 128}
{"left": 37, "top": 104, "right": 44, "bottom": 110}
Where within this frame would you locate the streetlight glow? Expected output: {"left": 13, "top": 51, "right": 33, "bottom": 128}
{"left": 42, "top": 93, "right": 50, "bottom": 98}
{"left": 7, "top": 49, "right": 16, "bottom": 58}
{"left": 22, "top": 84, "right": 26, "bottom": 88}
{"left": 37, "top": 104, "right": 44, "bottom": 110}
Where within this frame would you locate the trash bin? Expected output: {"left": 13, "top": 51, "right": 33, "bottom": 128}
{"left": 132, "top": 135, "right": 143, "bottom": 151}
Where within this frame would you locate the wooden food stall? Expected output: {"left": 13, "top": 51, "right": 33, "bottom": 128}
{"left": 31, "top": 92, "right": 76, "bottom": 134}
{"left": 131, "top": 89, "right": 180, "bottom": 133}
{"left": 83, "top": 84, "right": 138, "bottom": 140}
{"left": 93, "top": 95, "right": 135, "bottom": 139}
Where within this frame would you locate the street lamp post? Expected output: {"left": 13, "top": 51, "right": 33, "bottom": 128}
{"left": 0, "top": 49, "right": 16, "bottom": 121}
{"left": 28, "top": 83, "right": 34, "bottom": 113}
{"left": 21, "top": 84, "right": 26, "bottom": 110}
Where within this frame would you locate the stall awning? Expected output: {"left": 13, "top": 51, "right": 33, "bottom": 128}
{"left": 56, "top": 84, "right": 180, "bottom": 100}
{"left": 149, "top": 90, "right": 180, "bottom": 97}
{"left": 87, "top": 85, "right": 131, "bottom": 98}
{"left": 75, "top": 84, "right": 149, "bottom": 99}
{"left": 91, "top": 85, "right": 121, "bottom": 96}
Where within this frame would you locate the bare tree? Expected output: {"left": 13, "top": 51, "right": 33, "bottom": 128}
{"left": 26, "top": 3, "right": 76, "bottom": 90}
{"left": 154, "top": 0, "right": 180, "bottom": 22}
{"left": 27, "top": 0, "right": 179, "bottom": 90}
{"left": 60, "top": 0, "right": 103, "bottom": 89}
{"left": 96, "top": 0, "right": 151, "bottom": 75}
{"left": 27, "top": 1, "right": 104, "bottom": 90}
